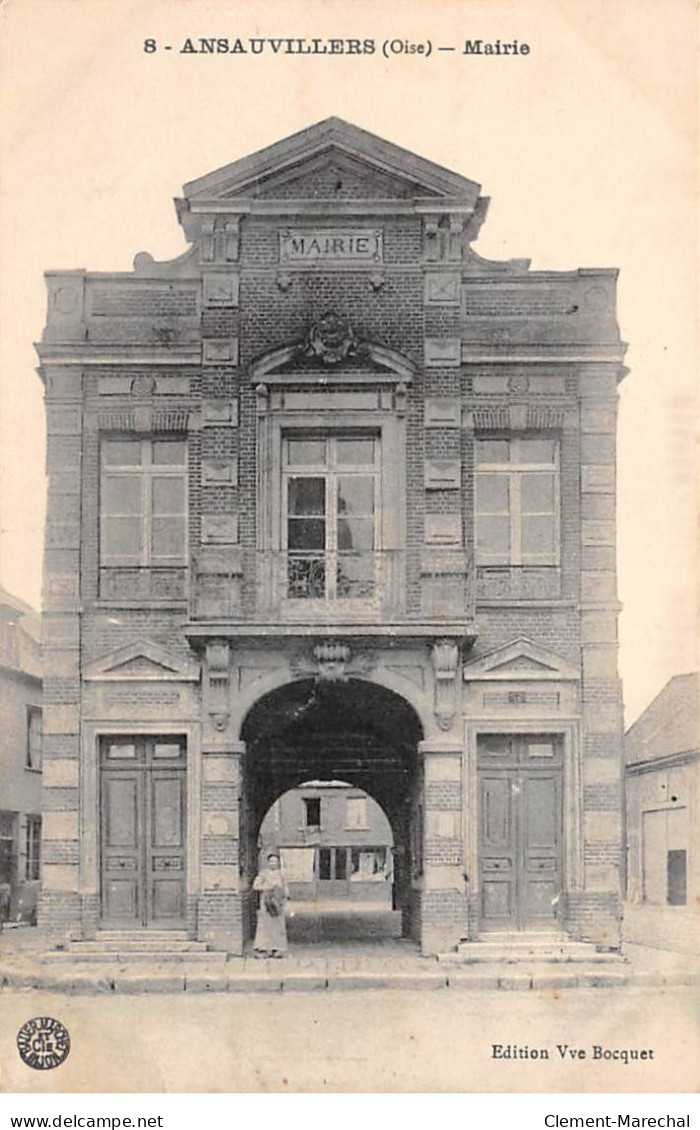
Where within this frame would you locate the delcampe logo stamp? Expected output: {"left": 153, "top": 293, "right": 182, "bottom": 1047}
{"left": 16, "top": 1017, "right": 71, "bottom": 1070}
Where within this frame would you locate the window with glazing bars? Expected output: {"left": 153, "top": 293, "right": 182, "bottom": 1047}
{"left": 100, "top": 437, "right": 187, "bottom": 567}
{"left": 475, "top": 436, "right": 560, "bottom": 566}
{"left": 283, "top": 434, "right": 380, "bottom": 600}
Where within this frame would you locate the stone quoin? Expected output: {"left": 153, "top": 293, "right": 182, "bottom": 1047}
{"left": 35, "top": 117, "right": 627, "bottom": 956}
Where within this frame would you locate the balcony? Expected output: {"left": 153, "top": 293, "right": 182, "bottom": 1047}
{"left": 188, "top": 548, "right": 478, "bottom": 645}
{"left": 190, "top": 549, "right": 407, "bottom": 623}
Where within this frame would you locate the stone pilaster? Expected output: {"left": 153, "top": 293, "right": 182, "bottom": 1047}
{"left": 197, "top": 642, "right": 244, "bottom": 953}
{"left": 38, "top": 364, "right": 84, "bottom": 940}
{"left": 418, "top": 740, "right": 467, "bottom": 954}
{"left": 574, "top": 364, "right": 625, "bottom": 946}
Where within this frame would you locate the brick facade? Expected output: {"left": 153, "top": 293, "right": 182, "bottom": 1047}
{"left": 0, "top": 589, "right": 43, "bottom": 922}
{"left": 35, "top": 118, "right": 627, "bottom": 955}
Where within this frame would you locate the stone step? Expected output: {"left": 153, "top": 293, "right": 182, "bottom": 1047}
{"left": 95, "top": 931, "right": 190, "bottom": 942}
{"left": 477, "top": 931, "right": 569, "bottom": 945}
{"left": 436, "top": 934, "right": 624, "bottom": 964}
{"left": 443, "top": 949, "right": 619, "bottom": 967}
{"left": 67, "top": 939, "right": 210, "bottom": 953}
{"left": 45, "top": 949, "right": 228, "bottom": 964}
{"left": 461, "top": 940, "right": 595, "bottom": 954}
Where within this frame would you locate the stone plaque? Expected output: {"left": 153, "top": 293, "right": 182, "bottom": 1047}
{"left": 424, "top": 272, "right": 461, "bottom": 306}
{"left": 280, "top": 229, "right": 382, "bottom": 264}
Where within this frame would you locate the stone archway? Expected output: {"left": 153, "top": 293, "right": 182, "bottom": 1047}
{"left": 240, "top": 677, "right": 424, "bottom": 945}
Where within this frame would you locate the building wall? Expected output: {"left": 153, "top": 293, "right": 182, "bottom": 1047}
{"left": 35, "top": 119, "right": 627, "bottom": 954}
{"left": 624, "top": 674, "right": 700, "bottom": 953}
{"left": 258, "top": 785, "right": 393, "bottom": 902}
{"left": 0, "top": 606, "right": 43, "bottom": 921}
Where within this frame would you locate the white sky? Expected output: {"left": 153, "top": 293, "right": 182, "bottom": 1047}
{"left": 0, "top": 0, "right": 696, "bottom": 726}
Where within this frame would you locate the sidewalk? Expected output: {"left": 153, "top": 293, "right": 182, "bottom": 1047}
{"left": 1, "top": 924, "right": 699, "bottom": 995}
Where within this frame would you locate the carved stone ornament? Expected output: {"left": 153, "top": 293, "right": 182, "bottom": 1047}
{"left": 313, "top": 642, "right": 351, "bottom": 682}
{"left": 431, "top": 638, "right": 460, "bottom": 731}
{"left": 291, "top": 643, "right": 376, "bottom": 685}
{"left": 298, "top": 310, "right": 364, "bottom": 366}
{"left": 131, "top": 374, "right": 157, "bottom": 398}
{"left": 205, "top": 639, "right": 231, "bottom": 732}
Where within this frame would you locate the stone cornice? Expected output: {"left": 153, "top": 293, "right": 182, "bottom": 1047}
{"left": 181, "top": 198, "right": 477, "bottom": 219}
{"left": 461, "top": 343, "right": 627, "bottom": 365}
{"left": 186, "top": 620, "right": 479, "bottom": 645}
{"left": 626, "top": 748, "right": 699, "bottom": 775}
{"left": 35, "top": 344, "right": 201, "bottom": 367}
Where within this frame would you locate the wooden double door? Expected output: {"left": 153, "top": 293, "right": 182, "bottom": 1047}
{"left": 478, "top": 734, "right": 563, "bottom": 931}
{"left": 100, "top": 736, "right": 187, "bottom": 928}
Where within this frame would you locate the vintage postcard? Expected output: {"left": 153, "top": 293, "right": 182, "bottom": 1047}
{"left": 0, "top": 0, "right": 697, "bottom": 1096}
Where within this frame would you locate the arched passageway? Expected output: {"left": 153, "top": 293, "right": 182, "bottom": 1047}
{"left": 240, "top": 678, "right": 424, "bottom": 947}
{"left": 258, "top": 781, "right": 398, "bottom": 944}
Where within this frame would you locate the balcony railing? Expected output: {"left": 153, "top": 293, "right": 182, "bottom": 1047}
{"left": 190, "top": 549, "right": 407, "bottom": 622}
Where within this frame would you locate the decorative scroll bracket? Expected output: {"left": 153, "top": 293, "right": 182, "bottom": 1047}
{"left": 205, "top": 639, "right": 231, "bottom": 732}
{"left": 431, "top": 638, "right": 460, "bottom": 731}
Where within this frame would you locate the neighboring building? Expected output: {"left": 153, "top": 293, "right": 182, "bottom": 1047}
{"left": 35, "top": 118, "right": 627, "bottom": 956}
{"left": 624, "top": 673, "right": 699, "bottom": 953}
{"left": 0, "top": 586, "right": 42, "bottom": 923}
{"left": 259, "top": 782, "right": 393, "bottom": 904}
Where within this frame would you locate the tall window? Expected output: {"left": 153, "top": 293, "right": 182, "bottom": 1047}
{"left": 25, "top": 816, "right": 41, "bottom": 881}
{"left": 283, "top": 434, "right": 379, "bottom": 600}
{"left": 346, "top": 796, "right": 368, "bottom": 830}
{"left": 475, "top": 436, "right": 560, "bottom": 566}
{"left": 303, "top": 797, "right": 321, "bottom": 828}
{"left": 100, "top": 437, "right": 187, "bottom": 567}
{"left": 26, "top": 707, "right": 42, "bottom": 771}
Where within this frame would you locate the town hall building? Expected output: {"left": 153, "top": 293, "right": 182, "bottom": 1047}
{"left": 35, "top": 118, "right": 627, "bottom": 956}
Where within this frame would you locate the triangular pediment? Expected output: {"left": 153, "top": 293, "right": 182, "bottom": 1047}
{"left": 182, "top": 118, "right": 481, "bottom": 204}
{"left": 250, "top": 151, "right": 440, "bottom": 202}
{"left": 462, "top": 638, "right": 580, "bottom": 683}
{"left": 83, "top": 640, "right": 200, "bottom": 682}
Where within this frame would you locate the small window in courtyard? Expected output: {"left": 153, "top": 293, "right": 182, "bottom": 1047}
{"left": 667, "top": 849, "right": 687, "bottom": 906}
{"left": 26, "top": 707, "right": 42, "bottom": 771}
{"left": 318, "top": 847, "right": 332, "bottom": 880}
{"left": 346, "top": 796, "right": 368, "bottom": 829}
{"left": 303, "top": 797, "right": 321, "bottom": 827}
{"left": 334, "top": 847, "right": 348, "bottom": 880}
{"left": 25, "top": 816, "right": 41, "bottom": 881}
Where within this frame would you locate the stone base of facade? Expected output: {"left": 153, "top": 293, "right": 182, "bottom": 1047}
{"left": 38, "top": 890, "right": 82, "bottom": 941}
{"left": 419, "top": 889, "right": 467, "bottom": 955}
{"left": 564, "top": 891, "right": 622, "bottom": 948}
{"left": 197, "top": 891, "right": 244, "bottom": 954}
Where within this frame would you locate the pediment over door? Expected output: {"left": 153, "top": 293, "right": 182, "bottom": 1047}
{"left": 83, "top": 639, "right": 200, "bottom": 682}
{"left": 462, "top": 638, "right": 580, "bottom": 683}
{"left": 250, "top": 333, "right": 416, "bottom": 385}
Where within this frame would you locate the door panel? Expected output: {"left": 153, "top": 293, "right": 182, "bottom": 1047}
{"left": 100, "top": 737, "right": 186, "bottom": 928}
{"left": 147, "top": 772, "right": 186, "bottom": 923}
{"left": 101, "top": 773, "right": 142, "bottom": 924}
{"left": 480, "top": 775, "right": 517, "bottom": 928}
{"left": 521, "top": 773, "right": 561, "bottom": 927}
{"left": 478, "top": 736, "right": 563, "bottom": 931}
{"left": 317, "top": 846, "right": 350, "bottom": 898}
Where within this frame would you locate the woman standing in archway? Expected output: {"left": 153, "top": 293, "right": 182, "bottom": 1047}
{"left": 253, "top": 851, "right": 289, "bottom": 958}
